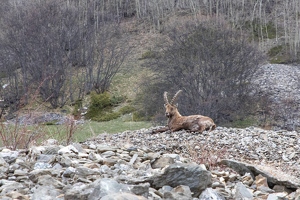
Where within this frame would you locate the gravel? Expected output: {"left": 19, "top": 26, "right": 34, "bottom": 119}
{"left": 86, "top": 126, "right": 300, "bottom": 179}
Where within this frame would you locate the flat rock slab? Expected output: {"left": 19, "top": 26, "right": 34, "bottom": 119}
{"left": 220, "top": 159, "right": 300, "bottom": 190}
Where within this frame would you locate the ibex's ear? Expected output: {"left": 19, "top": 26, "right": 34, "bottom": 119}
{"left": 175, "top": 103, "right": 178, "bottom": 108}
{"left": 164, "top": 103, "right": 167, "bottom": 107}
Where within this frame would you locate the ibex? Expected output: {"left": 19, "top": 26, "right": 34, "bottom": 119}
{"left": 153, "top": 90, "right": 216, "bottom": 133}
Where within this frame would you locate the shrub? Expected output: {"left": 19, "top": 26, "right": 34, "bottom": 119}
{"left": 244, "top": 19, "right": 278, "bottom": 41}
{"left": 72, "top": 99, "right": 83, "bottom": 116}
{"left": 268, "top": 44, "right": 296, "bottom": 64}
{"left": 0, "top": 122, "right": 47, "bottom": 150}
{"left": 139, "top": 50, "right": 157, "bottom": 60}
{"left": 85, "top": 92, "right": 132, "bottom": 122}
{"left": 268, "top": 45, "right": 284, "bottom": 57}
{"left": 92, "top": 112, "right": 120, "bottom": 122}
{"left": 110, "top": 95, "right": 126, "bottom": 106}
{"left": 85, "top": 92, "right": 112, "bottom": 120}
{"left": 132, "top": 111, "right": 152, "bottom": 121}
{"left": 119, "top": 105, "right": 136, "bottom": 115}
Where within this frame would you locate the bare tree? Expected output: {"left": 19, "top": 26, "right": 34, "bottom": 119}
{"left": 0, "top": 0, "right": 86, "bottom": 108}
{"left": 0, "top": 0, "right": 131, "bottom": 110}
{"left": 84, "top": 23, "right": 132, "bottom": 94}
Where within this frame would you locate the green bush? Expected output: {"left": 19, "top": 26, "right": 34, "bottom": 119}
{"left": 110, "top": 95, "right": 126, "bottom": 106}
{"left": 268, "top": 45, "right": 283, "bottom": 57}
{"left": 268, "top": 44, "right": 292, "bottom": 64}
{"left": 85, "top": 92, "right": 134, "bottom": 122}
{"left": 139, "top": 50, "right": 157, "bottom": 60}
{"left": 92, "top": 112, "right": 121, "bottom": 121}
{"left": 72, "top": 99, "right": 83, "bottom": 116}
{"left": 85, "top": 92, "right": 112, "bottom": 120}
{"left": 119, "top": 105, "right": 136, "bottom": 115}
{"left": 243, "top": 19, "right": 278, "bottom": 41}
{"left": 132, "top": 111, "right": 151, "bottom": 121}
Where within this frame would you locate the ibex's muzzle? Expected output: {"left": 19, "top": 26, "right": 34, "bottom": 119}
{"left": 165, "top": 112, "right": 171, "bottom": 118}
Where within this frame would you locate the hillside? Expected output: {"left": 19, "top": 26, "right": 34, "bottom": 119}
{"left": 0, "top": 0, "right": 300, "bottom": 129}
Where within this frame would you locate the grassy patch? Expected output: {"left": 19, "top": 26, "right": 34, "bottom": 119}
{"left": 41, "top": 118, "right": 152, "bottom": 143}
{"left": 229, "top": 117, "right": 257, "bottom": 128}
{"left": 268, "top": 44, "right": 291, "bottom": 64}
{"left": 243, "top": 19, "right": 278, "bottom": 41}
{"left": 268, "top": 45, "right": 283, "bottom": 57}
{"left": 0, "top": 118, "right": 152, "bottom": 148}
{"left": 139, "top": 50, "right": 158, "bottom": 60}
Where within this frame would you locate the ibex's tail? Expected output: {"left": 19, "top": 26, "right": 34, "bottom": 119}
{"left": 206, "top": 123, "right": 216, "bottom": 131}
{"left": 211, "top": 124, "right": 216, "bottom": 131}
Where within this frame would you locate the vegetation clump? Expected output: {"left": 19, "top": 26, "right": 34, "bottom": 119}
{"left": 119, "top": 105, "right": 136, "bottom": 115}
{"left": 85, "top": 92, "right": 131, "bottom": 122}
{"left": 139, "top": 50, "right": 158, "bottom": 60}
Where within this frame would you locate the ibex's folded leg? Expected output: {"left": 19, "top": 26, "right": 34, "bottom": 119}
{"left": 152, "top": 126, "right": 170, "bottom": 134}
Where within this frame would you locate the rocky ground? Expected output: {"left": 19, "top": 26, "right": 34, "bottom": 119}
{"left": 0, "top": 126, "right": 300, "bottom": 200}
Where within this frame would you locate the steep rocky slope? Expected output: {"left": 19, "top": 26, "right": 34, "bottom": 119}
{"left": 253, "top": 64, "right": 300, "bottom": 130}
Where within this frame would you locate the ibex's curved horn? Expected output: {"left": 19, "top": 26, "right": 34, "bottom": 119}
{"left": 170, "top": 90, "right": 182, "bottom": 105}
{"left": 163, "top": 92, "right": 169, "bottom": 104}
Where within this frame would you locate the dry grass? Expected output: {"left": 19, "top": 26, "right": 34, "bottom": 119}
{"left": 185, "top": 137, "right": 228, "bottom": 170}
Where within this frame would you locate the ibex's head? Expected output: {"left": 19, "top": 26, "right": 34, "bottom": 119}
{"left": 163, "top": 90, "right": 182, "bottom": 118}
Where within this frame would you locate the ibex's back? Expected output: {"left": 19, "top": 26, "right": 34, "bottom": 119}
{"left": 156, "top": 90, "right": 216, "bottom": 133}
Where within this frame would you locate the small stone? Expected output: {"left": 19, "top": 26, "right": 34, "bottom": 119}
{"left": 199, "top": 188, "right": 226, "bottom": 200}
{"left": 34, "top": 162, "right": 52, "bottom": 170}
{"left": 255, "top": 174, "right": 268, "bottom": 188}
{"left": 129, "top": 154, "right": 139, "bottom": 165}
{"left": 78, "top": 152, "right": 89, "bottom": 158}
{"left": 235, "top": 182, "right": 253, "bottom": 200}
{"left": 63, "top": 167, "right": 76, "bottom": 178}
{"left": 58, "top": 145, "right": 78, "bottom": 155}
{"left": 212, "top": 182, "right": 221, "bottom": 188}
{"left": 228, "top": 174, "right": 237, "bottom": 182}
{"left": 151, "top": 156, "right": 175, "bottom": 169}
{"left": 96, "top": 145, "right": 118, "bottom": 153}
{"left": 14, "top": 169, "right": 28, "bottom": 176}
{"left": 267, "top": 192, "right": 289, "bottom": 200}
{"left": 128, "top": 183, "right": 150, "bottom": 198}
{"left": 242, "top": 173, "right": 254, "bottom": 186}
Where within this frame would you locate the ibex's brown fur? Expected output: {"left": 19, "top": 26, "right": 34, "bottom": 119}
{"left": 154, "top": 90, "right": 216, "bottom": 133}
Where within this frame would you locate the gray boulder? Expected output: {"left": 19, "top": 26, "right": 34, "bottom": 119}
{"left": 220, "top": 159, "right": 300, "bottom": 190}
{"left": 148, "top": 163, "right": 211, "bottom": 197}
